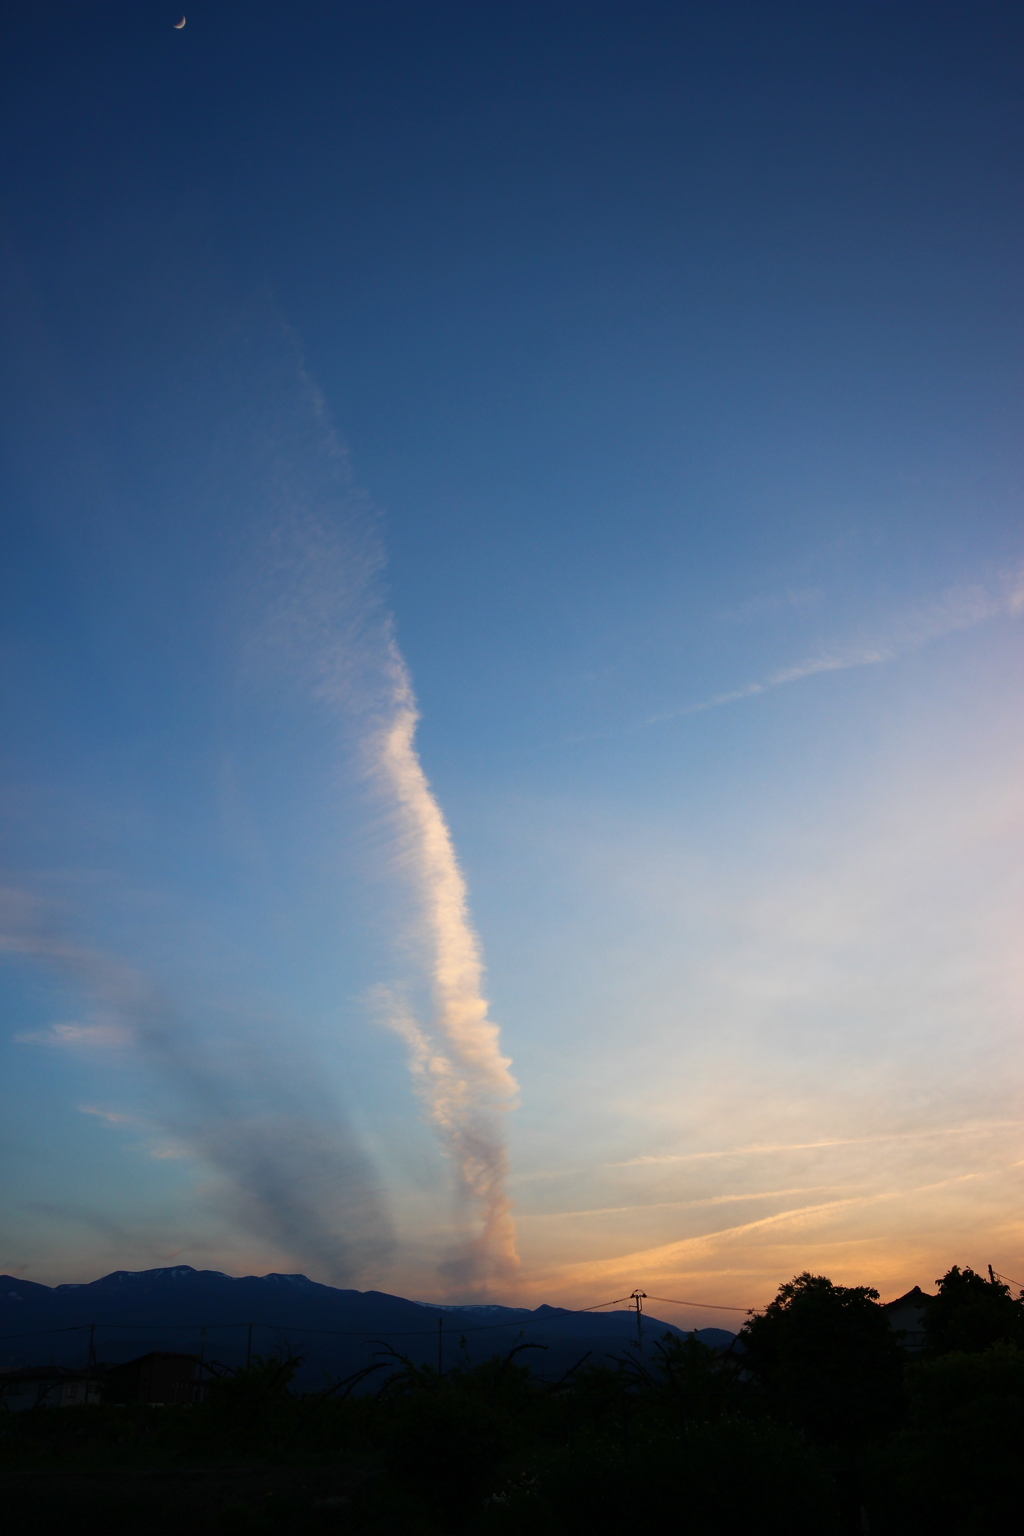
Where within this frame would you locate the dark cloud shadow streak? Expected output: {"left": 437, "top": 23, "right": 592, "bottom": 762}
{"left": 0, "top": 889, "right": 394, "bottom": 1284}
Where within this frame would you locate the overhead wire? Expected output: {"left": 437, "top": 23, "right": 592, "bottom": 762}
{"left": 646, "top": 1295, "right": 755, "bottom": 1313}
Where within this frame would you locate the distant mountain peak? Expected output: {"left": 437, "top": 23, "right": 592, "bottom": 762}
{"left": 86, "top": 1267, "right": 208, "bottom": 1287}
{"left": 0, "top": 1266, "right": 734, "bottom": 1387}
{"left": 413, "top": 1301, "right": 531, "bottom": 1315}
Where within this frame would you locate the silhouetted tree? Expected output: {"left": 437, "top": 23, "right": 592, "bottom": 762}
{"left": 923, "top": 1265, "right": 1024, "bottom": 1355}
{"left": 740, "top": 1272, "right": 904, "bottom": 1444}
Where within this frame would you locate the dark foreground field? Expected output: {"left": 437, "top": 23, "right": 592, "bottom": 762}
{"left": 3, "top": 1267, "right": 1022, "bottom": 1535}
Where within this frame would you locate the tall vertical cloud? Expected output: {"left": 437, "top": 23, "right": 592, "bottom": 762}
{"left": 375, "top": 672, "right": 519, "bottom": 1288}
{"left": 239, "top": 325, "right": 520, "bottom": 1289}
{"left": 1, "top": 309, "right": 518, "bottom": 1290}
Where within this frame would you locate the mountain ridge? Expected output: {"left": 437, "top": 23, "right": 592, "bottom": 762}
{"left": 0, "top": 1265, "right": 736, "bottom": 1386}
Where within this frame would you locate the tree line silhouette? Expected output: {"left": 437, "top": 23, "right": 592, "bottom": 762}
{"left": 1, "top": 1262, "right": 1021, "bottom": 1533}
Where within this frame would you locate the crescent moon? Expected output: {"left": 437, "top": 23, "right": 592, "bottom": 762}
{"left": 174, "top": 16, "right": 186, "bottom": 27}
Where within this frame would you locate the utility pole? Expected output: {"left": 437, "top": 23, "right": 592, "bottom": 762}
{"left": 630, "top": 1290, "right": 646, "bottom": 1357}
{"left": 989, "top": 1265, "right": 997, "bottom": 1285}
{"left": 438, "top": 1315, "right": 443, "bottom": 1376}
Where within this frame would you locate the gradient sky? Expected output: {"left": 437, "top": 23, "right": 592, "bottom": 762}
{"left": 2, "top": 1, "right": 1022, "bottom": 1321}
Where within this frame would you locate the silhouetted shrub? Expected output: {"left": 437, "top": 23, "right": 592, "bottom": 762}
{"left": 476, "top": 1415, "right": 839, "bottom": 1535}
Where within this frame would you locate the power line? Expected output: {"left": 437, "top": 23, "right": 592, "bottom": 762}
{"left": 646, "top": 1295, "right": 754, "bottom": 1313}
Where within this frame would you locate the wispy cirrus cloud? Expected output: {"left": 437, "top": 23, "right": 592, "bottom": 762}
{"left": 77, "top": 1104, "right": 137, "bottom": 1124}
{"left": 541, "top": 1160, "right": 1024, "bottom": 1294}
{"left": 650, "top": 567, "right": 1024, "bottom": 725}
{"left": 14, "top": 1021, "right": 133, "bottom": 1050}
{"left": 717, "top": 586, "right": 825, "bottom": 623}
{"left": 519, "top": 1185, "right": 863, "bottom": 1220}
{"left": 77, "top": 1104, "right": 185, "bottom": 1159}
{"left": 608, "top": 1120, "right": 1024, "bottom": 1167}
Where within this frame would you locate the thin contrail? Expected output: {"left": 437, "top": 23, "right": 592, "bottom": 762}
{"left": 608, "top": 1119, "right": 1024, "bottom": 1166}
{"left": 545, "top": 1161, "right": 1024, "bottom": 1285}
{"left": 648, "top": 568, "right": 1024, "bottom": 725}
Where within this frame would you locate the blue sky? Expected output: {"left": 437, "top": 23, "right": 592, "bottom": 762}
{"left": 2, "top": 2, "right": 1022, "bottom": 1314}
